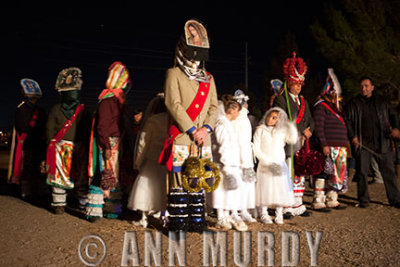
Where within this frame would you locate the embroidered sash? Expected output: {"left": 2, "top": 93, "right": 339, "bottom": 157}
{"left": 46, "top": 104, "right": 84, "bottom": 179}
{"left": 159, "top": 78, "right": 211, "bottom": 172}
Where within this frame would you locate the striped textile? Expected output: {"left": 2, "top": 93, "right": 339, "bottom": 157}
{"left": 313, "top": 102, "right": 347, "bottom": 147}
{"left": 98, "top": 61, "right": 131, "bottom": 104}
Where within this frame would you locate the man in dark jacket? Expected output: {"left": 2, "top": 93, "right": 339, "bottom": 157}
{"left": 345, "top": 77, "right": 400, "bottom": 208}
{"left": 273, "top": 52, "right": 314, "bottom": 218}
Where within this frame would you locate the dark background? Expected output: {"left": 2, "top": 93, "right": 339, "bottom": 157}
{"left": 2, "top": 1, "right": 326, "bottom": 129}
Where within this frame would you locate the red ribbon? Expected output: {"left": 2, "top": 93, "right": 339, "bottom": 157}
{"left": 159, "top": 78, "right": 211, "bottom": 171}
{"left": 320, "top": 101, "right": 345, "bottom": 125}
{"left": 295, "top": 96, "right": 306, "bottom": 124}
{"left": 11, "top": 108, "right": 39, "bottom": 183}
{"left": 46, "top": 104, "right": 84, "bottom": 178}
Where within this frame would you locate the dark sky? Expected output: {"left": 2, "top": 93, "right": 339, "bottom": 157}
{"left": 2, "top": 1, "right": 326, "bottom": 129}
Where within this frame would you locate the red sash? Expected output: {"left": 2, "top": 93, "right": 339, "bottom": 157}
{"left": 320, "top": 102, "right": 345, "bottom": 125}
{"left": 295, "top": 96, "right": 306, "bottom": 124}
{"left": 159, "top": 79, "right": 211, "bottom": 171}
{"left": 46, "top": 104, "right": 84, "bottom": 178}
{"left": 11, "top": 107, "right": 39, "bottom": 183}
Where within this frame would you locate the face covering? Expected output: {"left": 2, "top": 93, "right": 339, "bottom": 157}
{"left": 60, "top": 90, "right": 80, "bottom": 119}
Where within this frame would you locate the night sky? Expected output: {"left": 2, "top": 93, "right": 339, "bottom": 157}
{"left": 2, "top": 1, "right": 326, "bottom": 129}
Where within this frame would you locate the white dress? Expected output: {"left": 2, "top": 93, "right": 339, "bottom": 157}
{"left": 232, "top": 107, "right": 255, "bottom": 210}
{"left": 253, "top": 120, "right": 298, "bottom": 208}
{"left": 127, "top": 113, "right": 168, "bottom": 212}
{"left": 208, "top": 108, "right": 243, "bottom": 211}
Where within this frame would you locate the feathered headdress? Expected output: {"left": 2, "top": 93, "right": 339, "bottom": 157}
{"left": 322, "top": 68, "right": 341, "bottom": 96}
{"left": 282, "top": 52, "right": 308, "bottom": 84}
{"left": 321, "top": 68, "right": 342, "bottom": 109}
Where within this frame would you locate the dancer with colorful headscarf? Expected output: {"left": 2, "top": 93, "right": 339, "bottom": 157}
{"left": 46, "top": 68, "right": 91, "bottom": 214}
{"left": 159, "top": 19, "right": 218, "bottom": 232}
{"left": 9, "top": 79, "right": 47, "bottom": 200}
{"left": 273, "top": 52, "right": 314, "bottom": 218}
{"left": 311, "top": 68, "right": 348, "bottom": 211}
{"left": 86, "top": 61, "right": 132, "bottom": 222}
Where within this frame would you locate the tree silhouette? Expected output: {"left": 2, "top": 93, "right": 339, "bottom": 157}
{"left": 311, "top": 0, "right": 400, "bottom": 103}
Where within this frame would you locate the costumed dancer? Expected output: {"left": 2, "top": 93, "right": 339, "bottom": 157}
{"left": 209, "top": 95, "right": 248, "bottom": 231}
{"left": 273, "top": 52, "right": 314, "bottom": 218}
{"left": 311, "top": 68, "right": 348, "bottom": 210}
{"left": 159, "top": 19, "right": 218, "bottom": 232}
{"left": 86, "top": 61, "right": 132, "bottom": 222}
{"left": 253, "top": 107, "right": 298, "bottom": 224}
{"left": 232, "top": 89, "right": 257, "bottom": 223}
{"left": 8, "top": 79, "right": 47, "bottom": 200}
{"left": 46, "top": 68, "right": 91, "bottom": 214}
{"left": 128, "top": 93, "right": 168, "bottom": 228}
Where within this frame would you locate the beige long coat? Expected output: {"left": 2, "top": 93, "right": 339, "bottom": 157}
{"left": 164, "top": 66, "right": 218, "bottom": 148}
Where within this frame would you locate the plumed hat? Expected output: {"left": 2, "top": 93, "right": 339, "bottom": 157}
{"left": 177, "top": 19, "right": 210, "bottom": 61}
{"left": 20, "top": 78, "right": 42, "bottom": 96}
{"left": 321, "top": 68, "right": 341, "bottom": 96}
{"left": 282, "top": 52, "right": 308, "bottom": 84}
{"left": 55, "top": 67, "right": 82, "bottom": 92}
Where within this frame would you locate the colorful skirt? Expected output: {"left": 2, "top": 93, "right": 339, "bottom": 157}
{"left": 327, "top": 147, "right": 348, "bottom": 192}
{"left": 46, "top": 140, "right": 74, "bottom": 189}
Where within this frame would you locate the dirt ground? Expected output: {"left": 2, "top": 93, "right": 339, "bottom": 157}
{"left": 1, "top": 148, "right": 400, "bottom": 267}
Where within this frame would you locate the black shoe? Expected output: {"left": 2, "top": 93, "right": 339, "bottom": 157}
{"left": 88, "top": 216, "right": 101, "bottom": 223}
{"left": 283, "top": 212, "right": 293, "bottom": 220}
{"left": 313, "top": 207, "right": 331, "bottom": 213}
{"left": 333, "top": 205, "right": 347, "bottom": 210}
{"left": 299, "top": 210, "right": 312, "bottom": 217}
{"left": 390, "top": 202, "right": 400, "bottom": 209}
{"left": 359, "top": 202, "right": 369, "bottom": 208}
{"left": 53, "top": 206, "right": 65, "bottom": 215}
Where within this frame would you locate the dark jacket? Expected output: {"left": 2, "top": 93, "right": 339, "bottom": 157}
{"left": 15, "top": 101, "right": 47, "bottom": 152}
{"left": 273, "top": 93, "right": 315, "bottom": 134}
{"left": 344, "top": 94, "right": 398, "bottom": 154}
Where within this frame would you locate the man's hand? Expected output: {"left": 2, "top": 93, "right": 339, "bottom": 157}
{"left": 323, "top": 146, "right": 330, "bottom": 156}
{"left": 303, "top": 127, "right": 312, "bottom": 139}
{"left": 192, "top": 127, "right": 208, "bottom": 146}
{"left": 351, "top": 137, "right": 360, "bottom": 149}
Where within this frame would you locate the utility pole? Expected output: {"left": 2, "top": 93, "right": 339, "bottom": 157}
{"left": 245, "top": 42, "right": 248, "bottom": 90}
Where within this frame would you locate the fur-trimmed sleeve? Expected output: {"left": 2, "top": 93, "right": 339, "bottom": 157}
{"left": 285, "top": 121, "right": 299, "bottom": 145}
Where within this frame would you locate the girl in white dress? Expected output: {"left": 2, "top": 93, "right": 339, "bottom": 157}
{"left": 232, "top": 90, "right": 257, "bottom": 222}
{"left": 209, "top": 95, "right": 247, "bottom": 231}
{"left": 127, "top": 95, "right": 168, "bottom": 227}
{"left": 253, "top": 107, "right": 298, "bottom": 224}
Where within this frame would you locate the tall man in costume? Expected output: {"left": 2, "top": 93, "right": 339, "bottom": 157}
{"left": 159, "top": 19, "right": 218, "bottom": 231}
{"left": 86, "top": 61, "right": 132, "bottom": 222}
{"left": 9, "top": 79, "right": 47, "bottom": 201}
{"left": 312, "top": 68, "right": 348, "bottom": 211}
{"left": 46, "top": 68, "right": 91, "bottom": 214}
{"left": 273, "top": 52, "right": 314, "bottom": 217}
{"left": 344, "top": 77, "right": 400, "bottom": 209}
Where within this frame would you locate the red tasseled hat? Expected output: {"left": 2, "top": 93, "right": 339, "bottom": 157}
{"left": 282, "top": 52, "right": 308, "bottom": 84}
